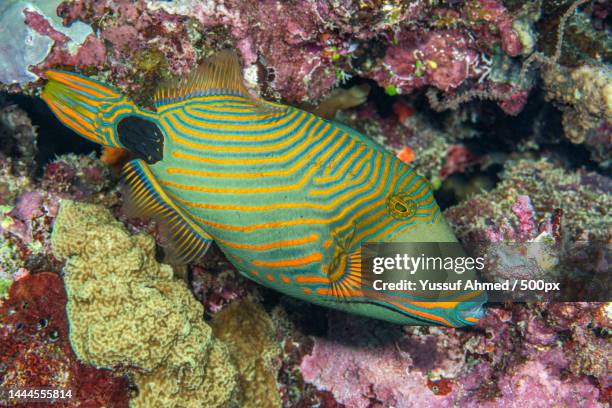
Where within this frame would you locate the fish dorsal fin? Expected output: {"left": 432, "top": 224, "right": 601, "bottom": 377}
{"left": 121, "top": 159, "right": 214, "bottom": 264}
{"left": 154, "top": 50, "right": 287, "bottom": 117}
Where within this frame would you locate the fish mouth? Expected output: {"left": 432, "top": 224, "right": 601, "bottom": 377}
{"left": 41, "top": 70, "right": 130, "bottom": 148}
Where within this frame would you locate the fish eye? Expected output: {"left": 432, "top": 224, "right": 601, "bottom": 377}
{"left": 387, "top": 194, "right": 416, "bottom": 220}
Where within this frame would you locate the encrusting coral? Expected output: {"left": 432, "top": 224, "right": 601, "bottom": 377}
{"left": 0, "top": 271, "right": 132, "bottom": 406}
{"left": 212, "top": 299, "right": 282, "bottom": 408}
{"left": 445, "top": 157, "right": 611, "bottom": 243}
{"left": 51, "top": 199, "right": 237, "bottom": 408}
{"left": 545, "top": 65, "right": 611, "bottom": 141}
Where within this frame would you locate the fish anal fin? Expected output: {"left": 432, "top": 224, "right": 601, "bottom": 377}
{"left": 121, "top": 159, "right": 213, "bottom": 264}
{"left": 153, "top": 50, "right": 288, "bottom": 117}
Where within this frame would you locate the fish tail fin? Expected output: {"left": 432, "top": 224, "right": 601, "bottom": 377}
{"left": 41, "top": 70, "right": 138, "bottom": 148}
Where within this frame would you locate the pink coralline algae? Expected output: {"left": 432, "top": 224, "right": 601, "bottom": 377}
{"left": 0, "top": 152, "right": 116, "bottom": 281}
{"left": 53, "top": 0, "right": 199, "bottom": 99}
{"left": 510, "top": 195, "right": 537, "bottom": 242}
{"left": 367, "top": 0, "right": 527, "bottom": 113}
{"left": 1, "top": 189, "right": 58, "bottom": 280}
{"left": 372, "top": 29, "right": 480, "bottom": 94}
{"left": 300, "top": 312, "right": 469, "bottom": 408}
{"left": 476, "top": 193, "right": 539, "bottom": 243}
{"left": 24, "top": 9, "right": 70, "bottom": 44}
{"left": 36, "top": 33, "right": 106, "bottom": 74}
{"left": 491, "top": 83, "right": 530, "bottom": 116}
{"left": 439, "top": 145, "right": 480, "bottom": 180}
{"left": 468, "top": 303, "right": 610, "bottom": 407}
{"left": 3, "top": 0, "right": 530, "bottom": 112}
{"left": 299, "top": 307, "right": 608, "bottom": 408}
{"left": 445, "top": 158, "right": 611, "bottom": 244}
{"left": 41, "top": 153, "right": 111, "bottom": 198}
{"left": 462, "top": 348, "right": 602, "bottom": 407}
{"left": 462, "top": 0, "right": 522, "bottom": 57}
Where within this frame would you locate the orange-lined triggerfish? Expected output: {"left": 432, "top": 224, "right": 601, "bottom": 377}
{"left": 41, "top": 51, "right": 486, "bottom": 327}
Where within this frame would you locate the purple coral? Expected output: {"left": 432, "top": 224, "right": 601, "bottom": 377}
{"left": 0, "top": 272, "right": 132, "bottom": 406}
{"left": 300, "top": 313, "right": 466, "bottom": 408}
{"left": 298, "top": 308, "right": 607, "bottom": 407}
{"left": 372, "top": 29, "right": 479, "bottom": 94}
{"left": 0, "top": 2, "right": 609, "bottom": 408}
{"left": 510, "top": 195, "right": 537, "bottom": 240}
{"left": 3, "top": 0, "right": 528, "bottom": 111}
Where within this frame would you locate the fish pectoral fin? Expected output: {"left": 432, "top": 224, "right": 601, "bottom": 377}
{"left": 153, "top": 50, "right": 288, "bottom": 118}
{"left": 121, "top": 159, "right": 214, "bottom": 264}
{"left": 327, "top": 247, "right": 365, "bottom": 302}
{"left": 101, "top": 147, "right": 133, "bottom": 174}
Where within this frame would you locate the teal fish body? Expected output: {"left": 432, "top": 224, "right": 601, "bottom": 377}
{"left": 42, "top": 52, "right": 486, "bottom": 327}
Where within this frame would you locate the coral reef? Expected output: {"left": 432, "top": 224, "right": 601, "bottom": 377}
{"left": 0, "top": 0, "right": 606, "bottom": 138}
{"left": 41, "top": 153, "right": 112, "bottom": 198}
{"left": 0, "top": 152, "right": 116, "bottom": 284}
{"left": 189, "top": 247, "right": 254, "bottom": 316}
{"left": 0, "top": 1, "right": 610, "bottom": 407}
{"left": 300, "top": 312, "right": 467, "bottom": 407}
{"left": 0, "top": 101, "right": 38, "bottom": 172}
{"left": 541, "top": 64, "right": 612, "bottom": 166}
{"left": 444, "top": 158, "right": 610, "bottom": 290}
{"left": 445, "top": 157, "right": 611, "bottom": 243}
{"left": 212, "top": 299, "right": 282, "bottom": 408}
{"left": 297, "top": 305, "right": 608, "bottom": 407}
{"left": 0, "top": 271, "right": 131, "bottom": 406}
{"left": 51, "top": 199, "right": 238, "bottom": 408}
{"left": 0, "top": 190, "right": 57, "bottom": 282}
{"left": 0, "top": 0, "right": 528, "bottom": 108}
{"left": 0, "top": 0, "right": 93, "bottom": 86}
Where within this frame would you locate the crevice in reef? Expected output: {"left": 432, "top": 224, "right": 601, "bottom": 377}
{"left": 1, "top": 92, "right": 99, "bottom": 176}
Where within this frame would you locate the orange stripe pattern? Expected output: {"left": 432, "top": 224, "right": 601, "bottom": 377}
{"left": 40, "top": 57, "right": 487, "bottom": 327}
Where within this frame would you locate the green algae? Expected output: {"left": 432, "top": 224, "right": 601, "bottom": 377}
{"left": 0, "top": 277, "right": 12, "bottom": 299}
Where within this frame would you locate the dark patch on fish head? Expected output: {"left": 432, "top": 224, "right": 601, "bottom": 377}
{"left": 117, "top": 115, "right": 164, "bottom": 164}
